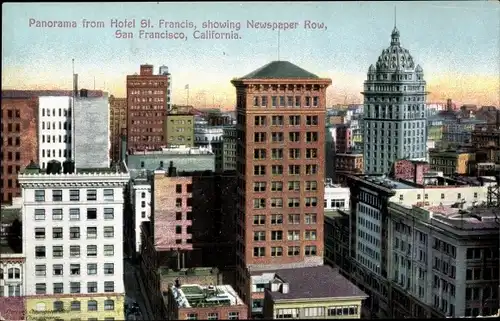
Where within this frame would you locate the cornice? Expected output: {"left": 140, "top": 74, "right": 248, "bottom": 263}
{"left": 18, "top": 173, "right": 130, "bottom": 187}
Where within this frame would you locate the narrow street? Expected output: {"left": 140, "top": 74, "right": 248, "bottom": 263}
{"left": 123, "top": 259, "right": 152, "bottom": 321}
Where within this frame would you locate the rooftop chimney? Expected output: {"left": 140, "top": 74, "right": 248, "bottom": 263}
{"left": 446, "top": 98, "right": 453, "bottom": 112}
{"left": 140, "top": 64, "right": 154, "bottom": 76}
{"left": 168, "top": 161, "right": 177, "bottom": 177}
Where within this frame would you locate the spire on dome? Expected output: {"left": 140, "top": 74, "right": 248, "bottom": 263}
{"left": 391, "top": 6, "right": 400, "bottom": 46}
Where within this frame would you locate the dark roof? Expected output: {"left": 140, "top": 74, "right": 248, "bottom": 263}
{"left": 240, "top": 61, "right": 319, "bottom": 79}
{"left": 1, "top": 90, "right": 104, "bottom": 98}
{"left": 266, "top": 265, "right": 367, "bottom": 301}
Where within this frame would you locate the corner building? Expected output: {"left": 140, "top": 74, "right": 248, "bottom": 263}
{"left": 231, "top": 61, "right": 331, "bottom": 306}
{"left": 362, "top": 27, "right": 427, "bottom": 174}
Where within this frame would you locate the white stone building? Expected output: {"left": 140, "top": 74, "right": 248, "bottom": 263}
{"left": 38, "top": 96, "right": 73, "bottom": 169}
{"left": 324, "top": 180, "right": 350, "bottom": 210}
{"left": 130, "top": 176, "right": 151, "bottom": 253}
{"left": 18, "top": 162, "right": 129, "bottom": 307}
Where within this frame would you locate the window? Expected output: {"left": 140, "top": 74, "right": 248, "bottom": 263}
{"left": 270, "top": 198, "right": 283, "bottom": 208}
{"left": 271, "top": 132, "right": 284, "bottom": 142}
{"left": 104, "top": 263, "right": 114, "bottom": 275}
{"left": 288, "top": 165, "right": 300, "bottom": 175}
{"left": 271, "top": 181, "right": 283, "bottom": 192}
{"left": 70, "top": 227, "right": 80, "bottom": 239}
{"left": 271, "top": 214, "right": 283, "bottom": 225}
{"left": 175, "top": 198, "right": 182, "bottom": 207}
{"left": 253, "top": 148, "right": 266, "bottom": 160}
{"left": 228, "top": 312, "right": 240, "bottom": 320}
{"left": 87, "top": 245, "right": 97, "bottom": 257}
{"left": 51, "top": 190, "right": 63, "bottom": 202}
{"left": 272, "top": 165, "right": 283, "bottom": 175}
{"left": 104, "top": 245, "right": 114, "bottom": 256}
{"left": 289, "top": 115, "right": 300, "bottom": 125}
{"left": 207, "top": 313, "right": 219, "bottom": 320}
{"left": 52, "top": 227, "right": 63, "bottom": 239}
{"left": 70, "top": 264, "right": 80, "bottom": 276}
{"left": 87, "top": 263, "right": 97, "bottom": 275}
{"left": 53, "top": 284, "right": 64, "bottom": 295}
{"left": 288, "top": 246, "right": 300, "bottom": 256}
{"left": 35, "top": 228, "right": 46, "bottom": 239}
{"left": 35, "top": 283, "right": 46, "bottom": 294}
{"left": 176, "top": 226, "right": 182, "bottom": 234}
{"left": 70, "top": 282, "right": 81, "bottom": 294}
{"left": 253, "top": 215, "right": 265, "bottom": 225}
{"left": 103, "top": 189, "right": 114, "bottom": 201}
{"left": 69, "top": 189, "right": 80, "bottom": 201}
{"left": 254, "top": 116, "right": 266, "bottom": 126}
{"left": 254, "top": 132, "right": 266, "bottom": 143}
{"left": 306, "top": 148, "right": 318, "bottom": 159}
{"left": 104, "top": 208, "right": 114, "bottom": 220}
{"left": 305, "top": 230, "right": 317, "bottom": 240}
{"left": 35, "top": 190, "right": 45, "bottom": 202}
{"left": 104, "top": 299, "right": 114, "bottom": 311}
{"left": 70, "top": 301, "right": 81, "bottom": 311}
{"left": 69, "top": 208, "right": 80, "bottom": 221}
{"left": 254, "top": 231, "right": 266, "bottom": 241}
{"left": 186, "top": 313, "right": 198, "bottom": 320}
{"left": 271, "top": 148, "right": 283, "bottom": 160}
{"left": 104, "top": 281, "right": 114, "bottom": 292}
{"left": 104, "top": 227, "right": 114, "bottom": 238}
{"left": 288, "top": 214, "right": 300, "bottom": 224}
{"left": 70, "top": 245, "right": 80, "bottom": 258}
{"left": 288, "top": 198, "right": 300, "bottom": 208}
{"left": 87, "top": 282, "right": 98, "bottom": 293}
{"left": 305, "top": 181, "right": 317, "bottom": 191}
{"left": 271, "top": 247, "right": 283, "bottom": 257}
{"left": 289, "top": 148, "right": 300, "bottom": 159}
{"left": 87, "top": 208, "right": 97, "bottom": 220}
{"left": 272, "top": 115, "right": 284, "bottom": 125}
{"left": 305, "top": 245, "right": 317, "bottom": 256}
{"left": 86, "top": 189, "right": 97, "bottom": 201}
{"left": 304, "top": 307, "right": 325, "bottom": 317}
{"left": 53, "top": 264, "right": 63, "bottom": 276}
{"left": 253, "top": 247, "right": 265, "bottom": 257}
{"left": 53, "top": 246, "right": 63, "bottom": 258}
{"left": 305, "top": 213, "right": 317, "bottom": 224}
{"left": 86, "top": 227, "right": 97, "bottom": 239}
{"left": 254, "top": 165, "right": 266, "bottom": 175}
{"left": 52, "top": 209, "right": 63, "bottom": 220}
{"left": 35, "top": 209, "right": 46, "bottom": 221}
{"left": 87, "top": 300, "right": 98, "bottom": 311}
{"left": 287, "top": 230, "right": 300, "bottom": 241}
{"left": 289, "top": 132, "right": 300, "bottom": 142}
{"left": 35, "top": 265, "right": 46, "bottom": 277}
{"left": 253, "top": 198, "right": 266, "bottom": 209}
{"left": 35, "top": 246, "right": 46, "bottom": 258}
{"left": 306, "top": 115, "right": 318, "bottom": 125}
{"left": 306, "top": 131, "right": 318, "bottom": 142}
{"left": 253, "top": 182, "right": 266, "bottom": 192}
{"left": 305, "top": 164, "right": 318, "bottom": 174}
{"left": 271, "top": 231, "right": 283, "bottom": 241}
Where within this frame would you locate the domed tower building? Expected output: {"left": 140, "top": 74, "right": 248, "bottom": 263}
{"left": 362, "top": 26, "right": 427, "bottom": 174}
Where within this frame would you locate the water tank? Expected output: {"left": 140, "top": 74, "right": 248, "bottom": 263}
{"left": 159, "top": 65, "right": 169, "bottom": 75}
{"left": 63, "top": 160, "right": 75, "bottom": 174}
{"left": 46, "top": 160, "right": 62, "bottom": 174}
{"left": 168, "top": 161, "right": 177, "bottom": 177}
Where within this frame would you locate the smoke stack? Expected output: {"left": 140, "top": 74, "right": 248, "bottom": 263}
{"left": 73, "top": 74, "right": 79, "bottom": 97}
{"left": 446, "top": 98, "right": 453, "bottom": 112}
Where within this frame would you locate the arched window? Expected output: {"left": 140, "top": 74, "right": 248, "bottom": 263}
{"left": 104, "top": 299, "right": 114, "bottom": 311}
{"left": 53, "top": 301, "right": 64, "bottom": 311}
{"left": 87, "top": 300, "right": 98, "bottom": 311}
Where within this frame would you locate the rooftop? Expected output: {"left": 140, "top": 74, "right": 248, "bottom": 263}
{"left": 169, "top": 284, "right": 244, "bottom": 308}
{"left": 130, "top": 146, "right": 213, "bottom": 156}
{"left": 239, "top": 61, "right": 320, "bottom": 79}
{"left": 159, "top": 267, "right": 219, "bottom": 277}
{"left": 1, "top": 89, "right": 104, "bottom": 98}
{"left": 390, "top": 202, "right": 500, "bottom": 231}
{"left": 262, "top": 265, "right": 367, "bottom": 301}
{"left": 19, "top": 161, "right": 128, "bottom": 175}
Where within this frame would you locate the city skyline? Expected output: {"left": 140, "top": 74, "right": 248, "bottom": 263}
{"left": 2, "top": 1, "right": 499, "bottom": 109}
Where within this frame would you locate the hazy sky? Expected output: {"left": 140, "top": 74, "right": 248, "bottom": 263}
{"left": 2, "top": 1, "right": 499, "bottom": 108}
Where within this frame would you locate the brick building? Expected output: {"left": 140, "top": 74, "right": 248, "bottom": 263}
{"left": 109, "top": 95, "right": 127, "bottom": 161}
{"left": 231, "top": 61, "right": 331, "bottom": 309}
{"left": 127, "top": 64, "right": 170, "bottom": 152}
{"left": 1, "top": 95, "right": 38, "bottom": 204}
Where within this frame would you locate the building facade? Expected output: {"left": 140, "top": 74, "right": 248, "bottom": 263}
{"left": 429, "top": 150, "right": 475, "bottom": 175}
{"left": 109, "top": 96, "right": 127, "bottom": 162}
{"left": 222, "top": 126, "right": 237, "bottom": 171}
{"left": 324, "top": 183, "right": 350, "bottom": 211}
{"left": 362, "top": 27, "right": 427, "bottom": 174}
{"left": 38, "top": 96, "right": 73, "bottom": 170}
{"left": 231, "top": 60, "right": 331, "bottom": 309}
{"left": 131, "top": 176, "right": 152, "bottom": 254}
{"left": 18, "top": 162, "right": 129, "bottom": 321}
{"left": 1, "top": 95, "right": 39, "bottom": 204}
{"left": 127, "top": 64, "right": 169, "bottom": 151}
{"left": 164, "top": 114, "right": 195, "bottom": 147}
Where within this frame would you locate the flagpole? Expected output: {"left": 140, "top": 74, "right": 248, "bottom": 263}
{"left": 186, "top": 85, "right": 190, "bottom": 106}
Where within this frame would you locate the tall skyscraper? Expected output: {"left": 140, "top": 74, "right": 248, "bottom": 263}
{"left": 126, "top": 64, "right": 170, "bottom": 152}
{"left": 231, "top": 61, "right": 331, "bottom": 303}
{"left": 362, "top": 26, "right": 427, "bottom": 174}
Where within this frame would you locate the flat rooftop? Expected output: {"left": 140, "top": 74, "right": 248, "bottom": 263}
{"left": 130, "top": 146, "right": 213, "bottom": 156}
{"left": 169, "top": 284, "right": 243, "bottom": 308}
{"left": 19, "top": 161, "right": 128, "bottom": 175}
{"left": 391, "top": 202, "right": 500, "bottom": 231}
{"left": 159, "top": 267, "right": 219, "bottom": 278}
{"left": 258, "top": 265, "right": 367, "bottom": 301}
